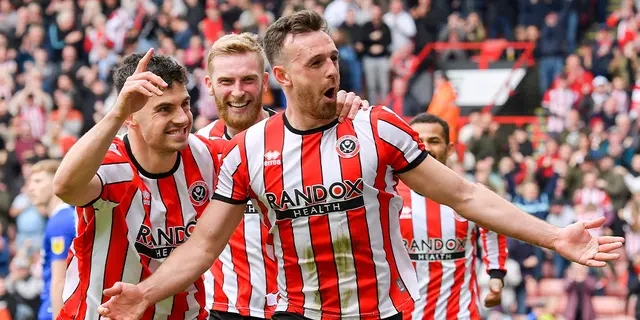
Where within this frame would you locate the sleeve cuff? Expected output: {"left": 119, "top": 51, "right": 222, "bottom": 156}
{"left": 489, "top": 269, "right": 507, "bottom": 282}
{"left": 212, "top": 193, "right": 250, "bottom": 205}
{"left": 395, "top": 150, "right": 430, "bottom": 174}
{"left": 80, "top": 173, "right": 104, "bottom": 208}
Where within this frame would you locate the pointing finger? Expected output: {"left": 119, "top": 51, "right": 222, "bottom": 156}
{"left": 135, "top": 48, "right": 155, "bottom": 75}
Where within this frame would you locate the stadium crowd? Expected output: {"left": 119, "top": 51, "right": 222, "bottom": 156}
{"left": 0, "top": 0, "right": 637, "bottom": 319}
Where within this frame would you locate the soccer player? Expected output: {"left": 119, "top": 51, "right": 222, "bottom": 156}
{"left": 196, "top": 33, "right": 368, "bottom": 320}
{"left": 26, "top": 159, "right": 76, "bottom": 320}
{"left": 53, "top": 49, "right": 220, "bottom": 319}
{"left": 98, "top": 10, "right": 624, "bottom": 320}
{"left": 397, "top": 113, "right": 507, "bottom": 320}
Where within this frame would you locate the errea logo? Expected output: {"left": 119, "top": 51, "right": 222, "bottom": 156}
{"left": 264, "top": 150, "right": 281, "bottom": 167}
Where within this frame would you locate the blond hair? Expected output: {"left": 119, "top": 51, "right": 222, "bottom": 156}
{"left": 206, "top": 33, "right": 266, "bottom": 74}
{"left": 31, "top": 159, "right": 61, "bottom": 176}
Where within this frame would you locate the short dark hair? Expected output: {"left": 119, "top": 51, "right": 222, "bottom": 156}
{"left": 262, "top": 10, "right": 328, "bottom": 65}
{"left": 409, "top": 113, "right": 450, "bottom": 145}
{"left": 113, "top": 53, "right": 188, "bottom": 94}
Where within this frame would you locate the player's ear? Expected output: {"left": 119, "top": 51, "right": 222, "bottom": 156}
{"left": 262, "top": 72, "right": 269, "bottom": 91}
{"left": 447, "top": 143, "right": 455, "bottom": 157}
{"left": 204, "top": 75, "right": 215, "bottom": 96}
{"left": 125, "top": 114, "right": 138, "bottom": 128}
{"left": 273, "top": 66, "right": 291, "bottom": 87}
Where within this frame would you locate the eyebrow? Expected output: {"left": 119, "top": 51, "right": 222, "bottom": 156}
{"left": 154, "top": 97, "right": 190, "bottom": 111}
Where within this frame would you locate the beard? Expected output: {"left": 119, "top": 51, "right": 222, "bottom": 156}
{"left": 294, "top": 83, "right": 337, "bottom": 120}
{"left": 215, "top": 92, "right": 263, "bottom": 132}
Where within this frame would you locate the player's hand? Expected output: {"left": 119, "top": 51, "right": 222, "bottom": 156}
{"left": 483, "top": 278, "right": 503, "bottom": 308}
{"left": 336, "top": 90, "right": 371, "bottom": 123}
{"left": 554, "top": 217, "right": 625, "bottom": 268}
{"left": 111, "top": 48, "right": 168, "bottom": 120}
{"left": 97, "top": 282, "right": 148, "bottom": 320}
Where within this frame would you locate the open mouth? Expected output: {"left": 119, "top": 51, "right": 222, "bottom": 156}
{"left": 323, "top": 88, "right": 336, "bottom": 99}
{"left": 165, "top": 127, "right": 188, "bottom": 136}
{"left": 227, "top": 101, "right": 250, "bottom": 109}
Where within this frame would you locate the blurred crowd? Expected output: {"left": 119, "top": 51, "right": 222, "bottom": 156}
{"left": 1, "top": 0, "right": 640, "bottom": 319}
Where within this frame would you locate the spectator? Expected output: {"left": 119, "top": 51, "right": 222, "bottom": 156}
{"left": 543, "top": 73, "right": 578, "bottom": 134}
{"left": 323, "top": 0, "right": 359, "bottom": 30}
{"left": 385, "top": 77, "right": 421, "bottom": 117}
{"left": 5, "top": 255, "right": 41, "bottom": 320}
{"left": 426, "top": 71, "right": 460, "bottom": 143}
{"left": 383, "top": 0, "right": 416, "bottom": 54}
{"left": 361, "top": 4, "right": 391, "bottom": 105}
{"left": 539, "top": 12, "right": 567, "bottom": 94}
{"left": 563, "top": 263, "right": 597, "bottom": 320}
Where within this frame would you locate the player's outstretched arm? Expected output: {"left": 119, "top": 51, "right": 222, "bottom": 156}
{"left": 397, "top": 155, "right": 625, "bottom": 268}
{"left": 54, "top": 48, "right": 168, "bottom": 206}
{"left": 97, "top": 200, "right": 245, "bottom": 319}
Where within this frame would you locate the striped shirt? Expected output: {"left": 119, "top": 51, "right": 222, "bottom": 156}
{"left": 60, "top": 134, "right": 219, "bottom": 320}
{"left": 196, "top": 108, "right": 279, "bottom": 318}
{"left": 397, "top": 183, "right": 508, "bottom": 320}
{"left": 213, "top": 106, "right": 427, "bottom": 319}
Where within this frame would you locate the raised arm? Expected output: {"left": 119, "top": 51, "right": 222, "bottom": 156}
{"left": 398, "top": 155, "right": 624, "bottom": 267}
{"left": 53, "top": 48, "right": 167, "bottom": 206}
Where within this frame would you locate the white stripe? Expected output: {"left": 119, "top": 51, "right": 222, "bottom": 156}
{"left": 204, "top": 270, "right": 215, "bottom": 310}
{"left": 97, "top": 163, "right": 134, "bottom": 185}
{"left": 320, "top": 129, "right": 359, "bottom": 317}
{"left": 188, "top": 135, "right": 216, "bottom": 196}
{"left": 196, "top": 120, "right": 220, "bottom": 137}
{"left": 215, "top": 145, "right": 242, "bottom": 199}
{"left": 385, "top": 166, "right": 419, "bottom": 307}
{"left": 220, "top": 245, "right": 240, "bottom": 313}
{"left": 354, "top": 113, "right": 393, "bottom": 314}
{"left": 377, "top": 120, "right": 422, "bottom": 165}
{"left": 281, "top": 130, "right": 321, "bottom": 317}
{"left": 245, "top": 214, "right": 268, "bottom": 318}
{"left": 173, "top": 163, "right": 202, "bottom": 318}
{"left": 143, "top": 176, "right": 173, "bottom": 319}
{"left": 434, "top": 206, "right": 456, "bottom": 319}
{"left": 85, "top": 199, "right": 117, "bottom": 320}
{"left": 410, "top": 191, "right": 428, "bottom": 320}
{"left": 482, "top": 229, "right": 501, "bottom": 271}
{"left": 273, "top": 227, "right": 289, "bottom": 312}
{"left": 122, "top": 190, "right": 144, "bottom": 286}
{"left": 62, "top": 253, "right": 79, "bottom": 303}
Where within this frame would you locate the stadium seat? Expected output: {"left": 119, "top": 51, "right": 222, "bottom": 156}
{"left": 593, "top": 296, "right": 627, "bottom": 316}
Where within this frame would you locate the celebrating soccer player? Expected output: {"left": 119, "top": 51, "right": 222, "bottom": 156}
{"left": 396, "top": 114, "right": 507, "bottom": 320}
{"left": 98, "top": 10, "right": 624, "bottom": 320}
{"left": 196, "top": 33, "right": 368, "bottom": 320}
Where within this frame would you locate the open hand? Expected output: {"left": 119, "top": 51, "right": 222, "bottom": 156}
{"left": 554, "top": 217, "right": 625, "bottom": 267}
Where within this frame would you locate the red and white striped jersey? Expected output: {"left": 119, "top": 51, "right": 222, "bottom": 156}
{"left": 196, "top": 109, "right": 279, "bottom": 319}
{"left": 396, "top": 183, "right": 508, "bottom": 320}
{"left": 213, "top": 106, "right": 428, "bottom": 319}
{"left": 60, "top": 134, "right": 219, "bottom": 320}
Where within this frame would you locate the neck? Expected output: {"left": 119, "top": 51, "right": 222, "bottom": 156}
{"left": 226, "top": 108, "right": 269, "bottom": 138}
{"left": 284, "top": 102, "right": 335, "bottom": 132}
{"left": 47, "top": 196, "right": 64, "bottom": 217}
{"left": 128, "top": 131, "right": 179, "bottom": 174}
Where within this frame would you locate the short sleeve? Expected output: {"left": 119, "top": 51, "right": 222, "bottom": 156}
{"left": 374, "top": 106, "right": 428, "bottom": 173}
{"left": 49, "top": 210, "right": 76, "bottom": 261}
{"left": 84, "top": 140, "right": 134, "bottom": 207}
{"left": 212, "top": 132, "right": 251, "bottom": 204}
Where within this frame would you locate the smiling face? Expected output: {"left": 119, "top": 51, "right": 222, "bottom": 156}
{"left": 206, "top": 51, "right": 266, "bottom": 132}
{"left": 278, "top": 31, "right": 340, "bottom": 120}
{"left": 130, "top": 84, "right": 192, "bottom": 154}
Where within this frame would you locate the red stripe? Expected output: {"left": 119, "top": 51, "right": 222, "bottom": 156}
{"left": 446, "top": 219, "right": 469, "bottom": 319}
{"left": 302, "top": 133, "right": 341, "bottom": 314}
{"left": 498, "top": 234, "right": 508, "bottom": 270}
{"left": 211, "top": 259, "right": 229, "bottom": 311}
{"left": 397, "top": 184, "right": 415, "bottom": 320}
{"left": 231, "top": 219, "right": 252, "bottom": 315}
{"left": 468, "top": 238, "right": 480, "bottom": 320}
{"left": 265, "top": 116, "right": 305, "bottom": 311}
{"left": 372, "top": 116, "right": 413, "bottom": 311}
{"left": 423, "top": 199, "right": 442, "bottom": 319}
{"left": 337, "top": 123, "right": 377, "bottom": 315}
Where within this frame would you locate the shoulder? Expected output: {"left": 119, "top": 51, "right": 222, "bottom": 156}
{"left": 196, "top": 119, "right": 226, "bottom": 139}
